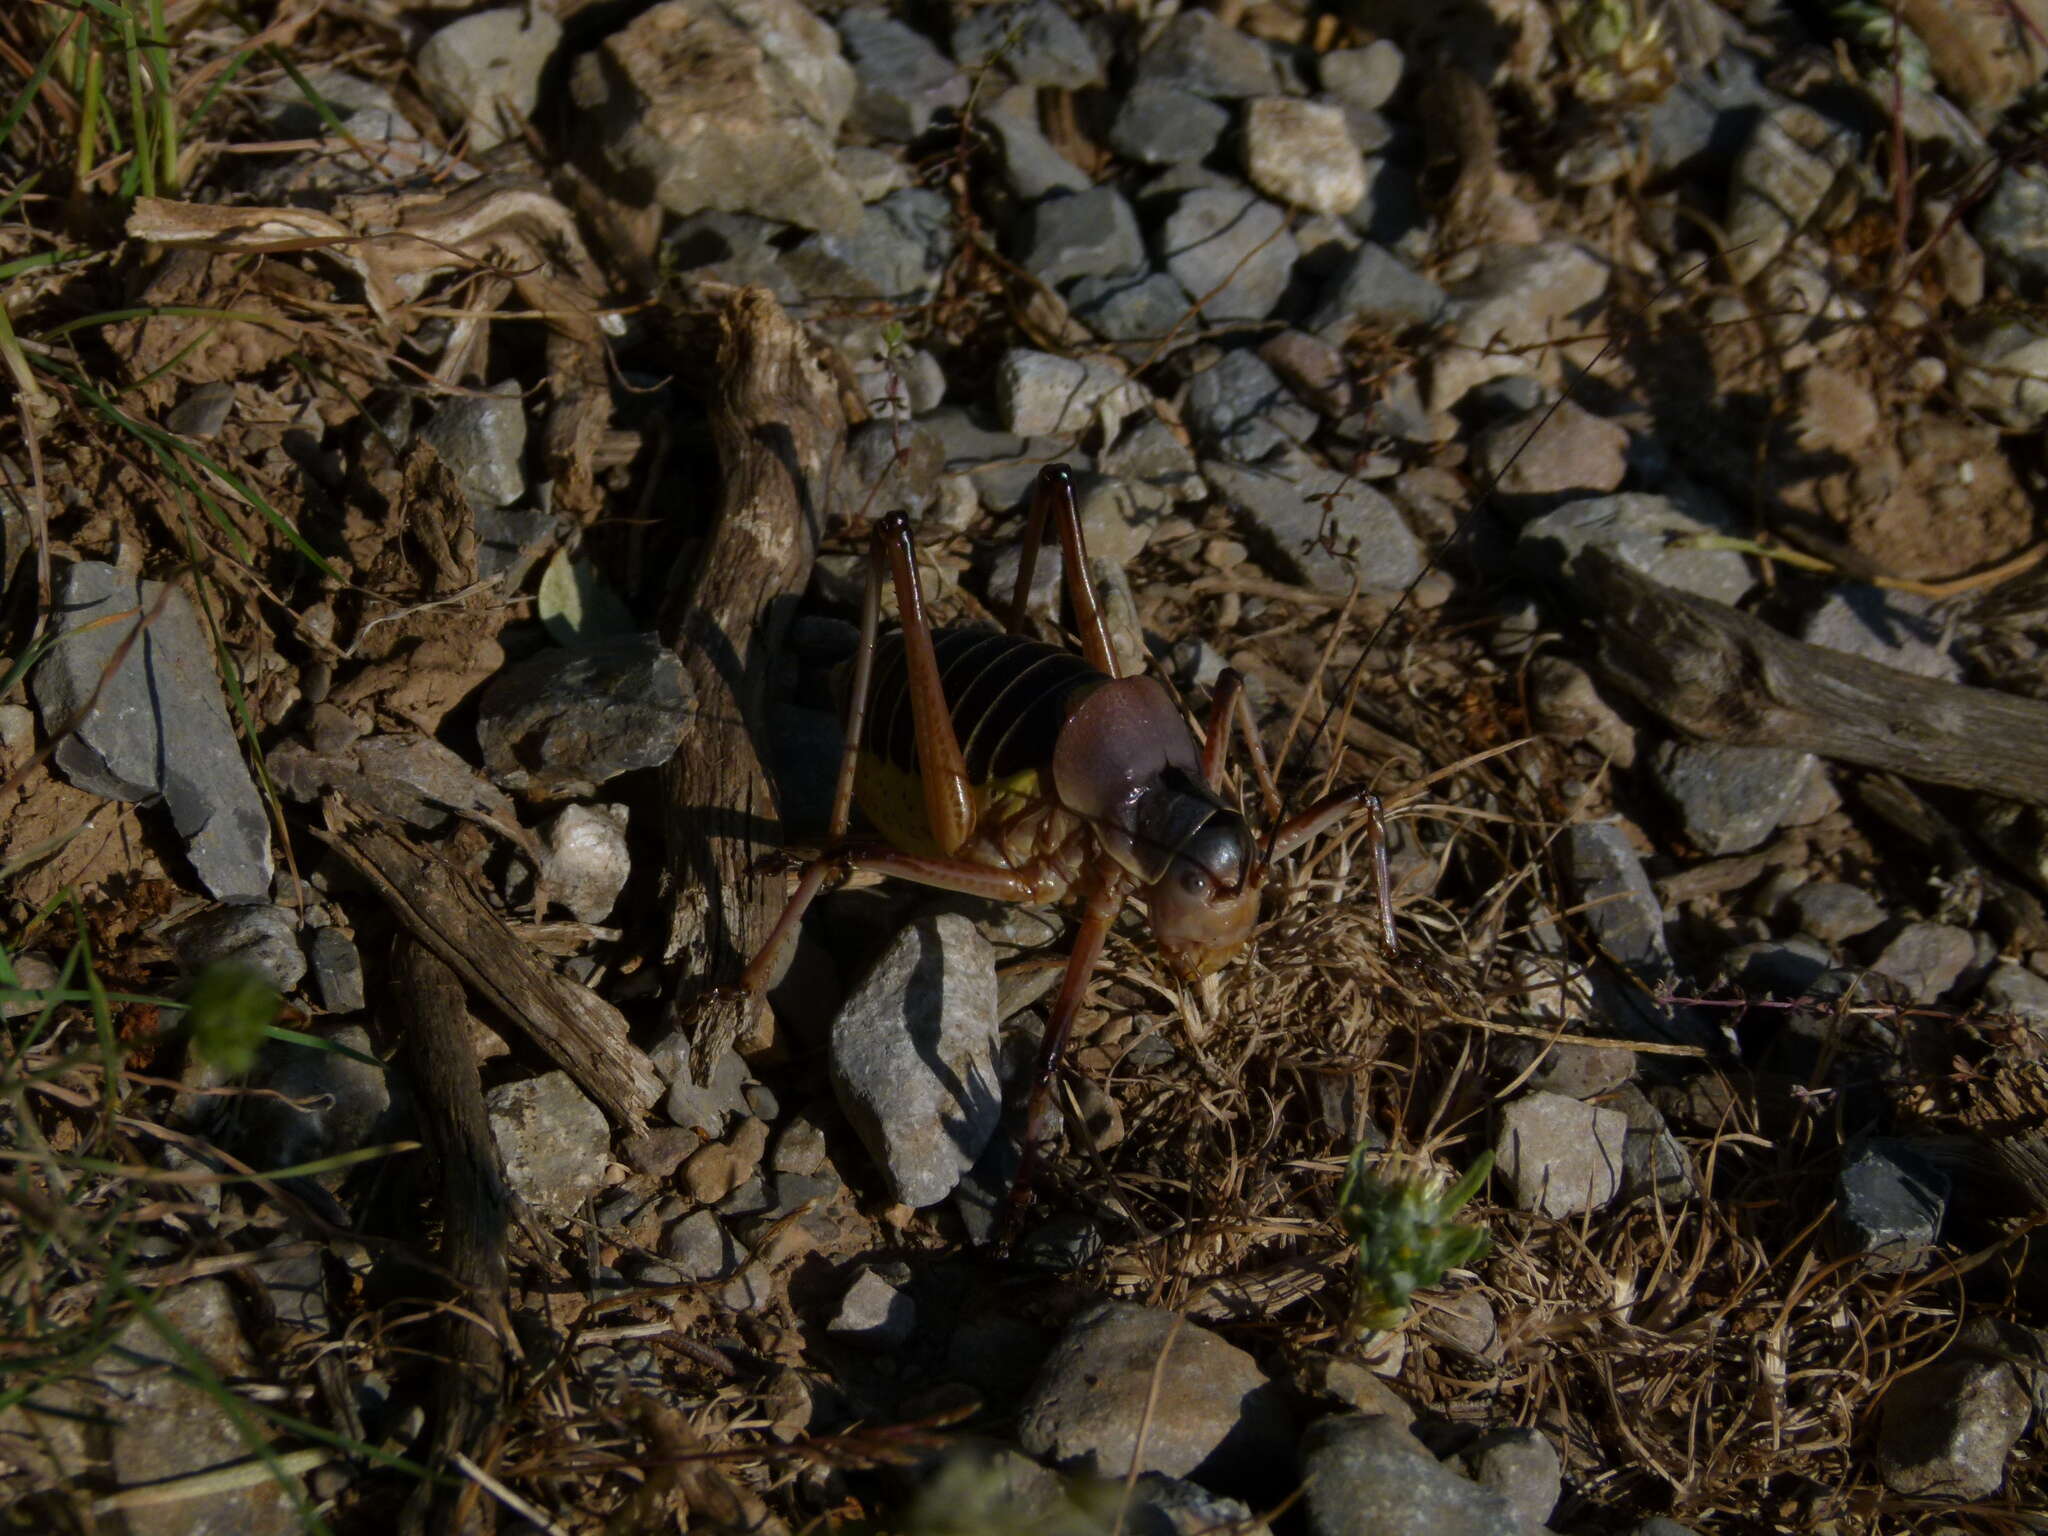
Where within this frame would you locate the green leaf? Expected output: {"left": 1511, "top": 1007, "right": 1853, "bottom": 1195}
{"left": 182, "top": 963, "right": 280, "bottom": 1076}
{"left": 536, "top": 545, "right": 635, "bottom": 644}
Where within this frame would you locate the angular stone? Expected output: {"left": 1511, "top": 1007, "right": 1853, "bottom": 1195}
{"left": 1134, "top": 9, "right": 1280, "bottom": 99}
{"left": 1243, "top": 97, "right": 1365, "bottom": 216}
{"left": 1204, "top": 453, "right": 1423, "bottom": 594}
{"left": 1310, "top": 242, "right": 1446, "bottom": 336}
{"left": 1022, "top": 184, "right": 1146, "bottom": 289}
{"left": 995, "top": 348, "right": 1147, "bottom": 438}
{"left": 1159, "top": 187, "right": 1299, "bottom": 324}
{"left": 1879, "top": 1351, "right": 2030, "bottom": 1498}
{"left": 416, "top": 6, "right": 561, "bottom": 152}
{"left": 1018, "top": 1302, "right": 1291, "bottom": 1482}
{"left": 1497, "top": 1090, "right": 1627, "bottom": 1219}
{"left": 1109, "top": 83, "right": 1229, "bottom": 166}
{"left": 1519, "top": 492, "right": 1754, "bottom": 607}
{"left": 1650, "top": 741, "right": 1824, "bottom": 856}
{"left": 569, "top": 0, "right": 860, "bottom": 235}
{"left": 1839, "top": 1139, "right": 1948, "bottom": 1271}
{"left": 951, "top": 0, "right": 1102, "bottom": 87}
{"left": 475, "top": 634, "right": 694, "bottom": 797}
{"left": 1301, "top": 1414, "right": 1522, "bottom": 1536}
{"left": 829, "top": 913, "right": 1000, "bottom": 1207}
{"left": 837, "top": 7, "right": 964, "bottom": 141}
{"left": 32, "top": 564, "right": 272, "bottom": 899}
{"left": 422, "top": 380, "right": 526, "bottom": 511}
{"left": 486, "top": 1071, "right": 610, "bottom": 1219}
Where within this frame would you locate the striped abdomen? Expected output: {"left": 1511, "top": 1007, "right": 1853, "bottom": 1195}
{"left": 855, "top": 628, "right": 1106, "bottom": 865}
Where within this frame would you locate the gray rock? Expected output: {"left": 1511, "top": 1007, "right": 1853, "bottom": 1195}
{"left": 1470, "top": 400, "right": 1630, "bottom": 499}
{"left": 1609, "top": 1083, "right": 1696, "bottom": 1200}
{"left": 1128, "top": 1474, "right": 1272, "bottom": 1536}
{"left": 166, "top": 381, "right": 235, "bottom": 438}
{"left": 539, "top": 803, "right": 630, "bottom": 923}
{"left": 1782, "top": 881, "right": 1886, "bottom": 944}
{"left": 1301, "top": 1413, "right": 1522, "bottom": 1536}
{"left": 784, "top": 187, "right": 955, "bottom": 305}
{"left": 837, "top": 8, "right": 964, "bottom": 141}
{"left": 661, "top": 1209, "right": 739, "bottom": 1279}
{"left": 1521, "top": 1039, "right": 1635, "bottom": 1100}
{"left": 253, "top": 65, "right": 401, "bottom": 136}
{"left": 1719, "top": 937, "right": 1831, "bottom": 999}
{"left": 951, "top": 0, "right": 1102, "bottom": 87}
{"left": 1310, "top": 242, "right": 1446, "bottom": 336}
{"left": 1497, "top": 1089, "right": 1627, "bottom": 1219}
{"left": 1109, "top": 84, "right": 1230, "bottom": 166}
{"left": 661, "top": 209, "right": 799, "bottom": 299}
{"left": 1878, "top": 1348, "right": 2030, "bottom": 1498}
{"left": 486, "top": 1071, "right": 610, "bottom": 1218}
{"left": 32, "top": 564, "right": 273, "bottom": 899}
{"left": 921, "top": 405, "right": 1080, "bottom": 511}
{"left": 1838, "top": 1139, "right": 1948, "bottom": 1271}
{"left": 1023, "top": 185, "right": 1146, "bottom": 289}
{"left": 983, "top": 91, "right": 1090, "bottom": 199}
{"left": 422, "top": 381, "right": 525, "bottom": 511}
{"left": 269, "top": 730, "right": 522, "bottom": 834}
{"left": 1017, "top": 1209, "right": 1107, "bottom": 1270}
{"left": 1018, "top": 1302, "right": 1292, "bottom": 1482}
{"left": 1204, "top": 453, "right": 1424, "bottom": 594}
{"left": 1243, "top": 97, "right": 1365, "bottom": 216}
{"left": 828, "top": 1269, "right": 915, "bottom": 1350}
{"left": 475, "top": 506, "right": 564, "bottom": 585}
{"left": 9, "top": 1280, "right": 302, "bottom": 1535}
{"left": 1134, "top": 9, "right": 1280, "bottom": 99}
{"left": 1802, "top": 586, "right": 1960, "bottom": 682}
{"left": 173, "top": 904, "right": 306, "bottom": 995}
{"left": 475, "top": 634, "right": 694, "bottom": 797}
{"left": 1320, "top": 42, "right": 1404, "bottom": 112}
{"left": 1528, "top": 654, "right": 1638, "bottom": 766}
{"left": 1185, "top": 349, "right": 1315, "bottom": 460}
{"left": 237, "top": 1023, "right": 390, "bottom": 1170}
{"left": 569, "top": 0, "right": 860, "bottom": 236}
{"left": 1973, "top": 165, "right": 2048, "bottom": 298}
{"left": 845, "top": 419, "right": 945, "bottom": 523}
{"left": 1650, "top": 741, "right": 1824, "bottom": 856}
{"left": 1869, "top": 922, "right": 1975, "bottom": 1003}
{"left": 1159, "top": 187, "right": 1299, "bottom": 324}
{"left": 1069, "top": 269, "right": 1194, "bottom": 343}
{"left": 416, "top": 6, "right": 561, "bottom": 152}
{"left": 995, "top": 348, "right": 1145, "bottom": 438}
{"left": 1725, "top": 104, "right": 1859, "bottom": 285}
{"left": 1982, "top": 961, "right": 2048, "bottom": 1026}
{"left": 1101, "top": 415, "right": 1202, "bottom": 492}
{"left": 1564, "top": 823, "right": 1670, "bottom": 981}
{"left": 771, "top": 1114, "right": 830, "bottom": 1175}
{"left": 1455, "top": 1427, "right": 1561, "bottom": 1531}
{"left": 1423, "top": 1289, "right": 1499, "bottom": 1359}
{"left": 307, "top": 925, "right": 366, "bottom": 1014}
{"left": 1950, "top": 313, "right": 2048, "bottom": 427}
{"left": 1520, "top": 492, "right": 1753, "bottom": 606}
{"left": 1431, "top": 242, "right": 1611, "bottom": 412}
{"left": 830, "top": 913, "right": 1000, "bottom": 1207}
{"left": 657, "top": 1038, "right": 751, "bottom": 1137}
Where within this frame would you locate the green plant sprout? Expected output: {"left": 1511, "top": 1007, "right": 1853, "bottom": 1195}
{"left": 1335, "top": 1145, "right": 1494, "bottom": 1338}
{"left": 181, "top": 962, "right": 280, "bottom": 1077}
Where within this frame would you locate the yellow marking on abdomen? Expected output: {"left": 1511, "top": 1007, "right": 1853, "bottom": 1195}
{"left": 855, "top": 752, "right": 1043, "bottom": 860}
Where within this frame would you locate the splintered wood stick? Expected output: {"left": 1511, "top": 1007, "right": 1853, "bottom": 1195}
{"left": 659, "top": 286, "right": 848, "bottom": 1078}
{"left": 1574, "top": 546, "right": 2048, "bottom": 808}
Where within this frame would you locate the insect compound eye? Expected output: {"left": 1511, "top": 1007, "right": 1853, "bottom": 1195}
{"left": 1179, "top": 866, "right": 1210, "bottom": 899}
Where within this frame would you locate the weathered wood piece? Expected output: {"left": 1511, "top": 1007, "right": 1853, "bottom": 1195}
{"left": 318, "top": 798, "right": 661, "bottom": 1129}
{"left": 1849, "top": 776, "right": 2048, "bottom": 946}
{"left": 659, "top": 287, "right": 847, "bottom": 1076}
{"left": 394, "top": 936, "right": 507, "bottom": 1536}
{"left": 1575, "top": 547, "right": 2048, "bottom": 807}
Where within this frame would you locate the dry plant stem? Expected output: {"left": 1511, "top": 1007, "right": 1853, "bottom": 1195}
{"left": 1576, "top": 547, "right": 2048, "bottom": 807}
{"left": 659, "top": 287, "right": 844, "bottom": 1076}
{"left": 317, "top": 798, "right": 661, "bottom": 1129}
{"left": 394, "top": 935, "right": 508, "bottom": 1536}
